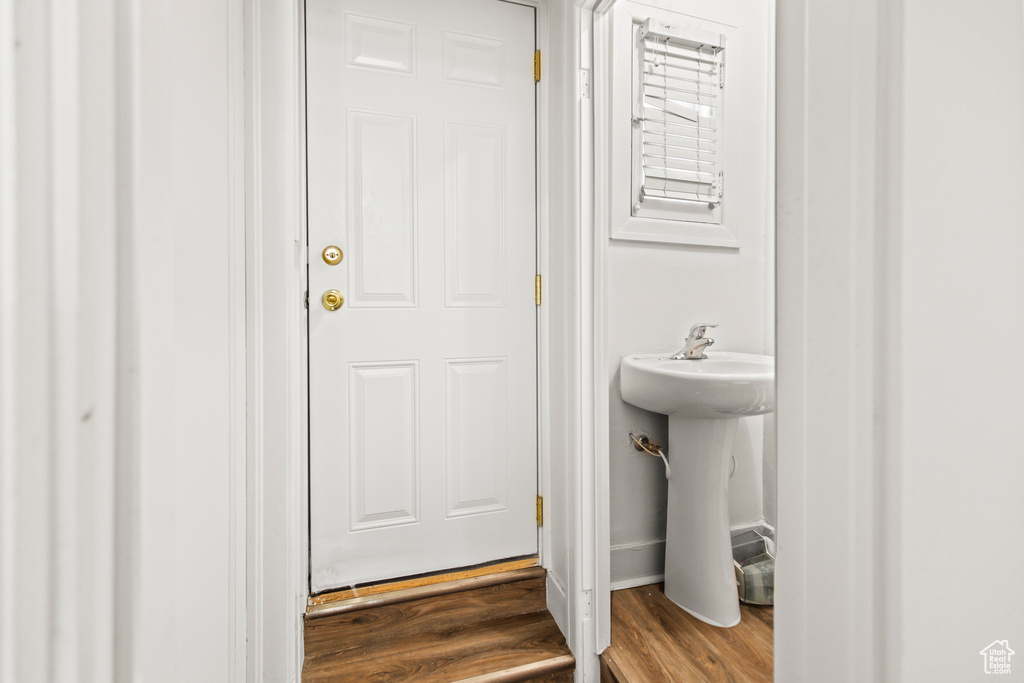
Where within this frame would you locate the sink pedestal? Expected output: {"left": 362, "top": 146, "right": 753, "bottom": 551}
{"left": 663, "top": 415, "right": 740, "bottom": 628}
{"left": 619, "top": 350, "right": 774, "bottom": 628}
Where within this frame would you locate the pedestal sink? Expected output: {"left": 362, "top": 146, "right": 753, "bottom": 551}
{"left": 620, "top": 351, "right": 775, "bottom": 627}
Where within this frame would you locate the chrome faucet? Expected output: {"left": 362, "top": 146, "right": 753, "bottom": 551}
{"left": 671, "top": 323, "right": 718, "bottom": 360}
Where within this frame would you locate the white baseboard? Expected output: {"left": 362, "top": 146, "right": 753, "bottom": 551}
{"left": 546, "top": 571, "right": 569, "bottom": 638}
{"left": 609, "top": 523, "right": 777, "bottom": 593}
{"left": 609, "top": 539, "right": 665, "bottom": 590}
{"left": 610, "top": 573, "right": 665, "bottom": 592}
{"left": 730, "top": 519, "right": 775, "bottom": 535}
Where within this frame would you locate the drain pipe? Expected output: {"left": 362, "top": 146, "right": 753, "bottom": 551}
{"left": 629, "top": 433, "right": 670, "bottom": 479}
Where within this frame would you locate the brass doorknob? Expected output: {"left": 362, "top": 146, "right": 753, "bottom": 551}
{"left": 322, "top": 246, "right": 343, "bottom": 265}
{"left": 321, "top": 289, "right": 344, "bottom": 311}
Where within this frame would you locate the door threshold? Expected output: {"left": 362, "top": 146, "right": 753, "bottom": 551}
{"left": 306, "top": 556, "right": 540, "bottom": 620}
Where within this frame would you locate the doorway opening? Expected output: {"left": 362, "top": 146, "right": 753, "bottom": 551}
{"left": 591, "top": 0, "right": 777, "bottom": 678}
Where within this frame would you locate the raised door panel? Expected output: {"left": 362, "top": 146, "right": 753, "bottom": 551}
{"left": 348, "top": 362, "right": 419, "bottom": 530}
{"left": 345, "top": 14, "right": 416, "bottom": 75}
{"left": 442, "top": 31, "right": 505, "bottom": 89}
{"left": 347, "top": 110, "right": 418, "bottom": 308}
{"left": 444, "top": 121, "right": 506, "bottom": 308}
{"left": 445, "top": 358, "right": 508, "bottom": 518}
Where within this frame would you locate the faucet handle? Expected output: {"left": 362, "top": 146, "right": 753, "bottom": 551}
{"left": 688, "top": 322, "right": 718, "bottom": 339}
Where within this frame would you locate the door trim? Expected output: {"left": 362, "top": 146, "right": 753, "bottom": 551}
{"left": 244, "top": 1, "right": 592, "bottom": 681}
{"left": 245, "top": 0, "right": 309, "bottom": 678}
{"left": 774, "top": 0, "right": 900, "bottom": 679}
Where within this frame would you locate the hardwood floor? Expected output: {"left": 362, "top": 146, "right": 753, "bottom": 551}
{"left": 303, "top": 567, "right": 574, "bottom": 682}
{"left": 600, "top": 584, "right": 772, "bottom": 683}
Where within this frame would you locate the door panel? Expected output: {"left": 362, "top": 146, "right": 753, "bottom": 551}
{"left": 347, "top": 110, "right": 418, "bottom": 308}
{"left": 307, "top": 0, "right": 537, "bottom": 593}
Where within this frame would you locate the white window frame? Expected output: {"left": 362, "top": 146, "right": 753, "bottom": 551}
{"left": 606, "top": 1, "right": 741, "bottom": 248}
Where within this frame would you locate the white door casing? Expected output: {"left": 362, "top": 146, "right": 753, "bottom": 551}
{"left": 307, "top": 0, "right": 538, "bottom": 592}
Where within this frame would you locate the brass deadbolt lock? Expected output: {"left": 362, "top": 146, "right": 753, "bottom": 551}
{"left": 322, "top": 245, "right": 343, "bottom": 265}
{"left": 321, "top": 289, "right": 344, "bottom": 311}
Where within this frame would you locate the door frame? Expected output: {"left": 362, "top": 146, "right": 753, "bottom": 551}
{"left": 244, "top": 1, "right": 597, "bottom": 680}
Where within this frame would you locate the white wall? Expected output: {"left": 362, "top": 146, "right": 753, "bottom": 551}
{"left": 895, "top": 0, "right": 1024, "bottom": 679}
{"left": 775, "top": 0, "right": 1024, "bottom": 680}
{"left": 0, "top": 1, "right": 246, "bottom": 682}
{"left": 2, "top": 2, "right": 120, "bottom": 679}
{"left": 598, "top": 0, "right": 774, "bottom": 588}
{"left": 131, "top": 0, "right": 246, "bottom": 680}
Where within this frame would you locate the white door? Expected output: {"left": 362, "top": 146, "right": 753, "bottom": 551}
{"left": 307, "top": 0, "right": 538, "bottom": 593}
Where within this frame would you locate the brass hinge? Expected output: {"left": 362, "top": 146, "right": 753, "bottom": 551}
{"left": 534, "top": 50, "right": 541, "bottom": 83}
{"left": 536, "top": 495, "right": 543, "bottom": 526}
{"left": 534, "top": 274, "right": 542, "bottom": 306}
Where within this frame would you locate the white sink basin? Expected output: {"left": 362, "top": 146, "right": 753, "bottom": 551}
{"left": 620, "top": 352, "right": 774, "bottom": 419}
{"left": 619, "top": 350, "right": 775, "bottom": 628}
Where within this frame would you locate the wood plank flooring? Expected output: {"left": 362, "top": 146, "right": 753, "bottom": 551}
{"left": 600, "top": 584, "right": 772, "bottom": 683}
{"left": 303, "top": 568, "right": 574, "bottom": 682}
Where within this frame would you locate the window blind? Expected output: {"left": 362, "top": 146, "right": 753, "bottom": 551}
{"left": 633, "top": 19, "right": 724, "bottom": 212}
